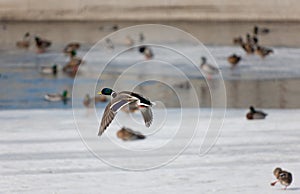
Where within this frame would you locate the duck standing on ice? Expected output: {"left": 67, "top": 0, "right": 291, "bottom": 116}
{"left": 200, "top": 57, "right": 219, "bottom": 79}
{"left": 271, "top": 167, "right": 293, "bottom": 190}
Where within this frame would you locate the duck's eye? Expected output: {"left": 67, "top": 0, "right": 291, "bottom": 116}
{"left": 280, "top": 173, "right": 286, "bottom": 178}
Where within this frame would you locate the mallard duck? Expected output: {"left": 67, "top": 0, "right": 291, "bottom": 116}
{"left": 63, "top": 50, "right": 83, "bottom": 76}
{"left": 83, "top": 94, "right": 107, "bottom": 108}
{"left": 63, "top": 42, "right": 80, "bottom": 55}
{"left": 271, "top": 167, "right": 292, "bottom": 190}
{"left": 246, "top": 33, "right": 258, "bottom": 46}
{"left": 246, "top": 106, "right": 267, "bottom": 120}
{"left": 44, "top": 90, "right": 68, "bottom": 102}
{"left": 241, "top": 40, "right": 255, "bottom": 54}
{"left": 227, "top": 54, "right": 241, "bottom": 68}
{"left": 69, "top": 50, "right": 84, "bottom": 64}
{"left": 16, "top": 32, "right": 31, "bottom": 49}
{"left": 67, "top": 57, "right": 83, "bottom": 67}
{"left": 256, "top": 46, "right": 273, "bottom": 58}
{"left": 200, "top": 57, "right": 219, "bottom": 76}
{"left": 34, "top": 36, "right": 51, "bottom": 53}
{"left": 117, "top": 127, "right": 146, "bottom": 141}
{"left": 254, "top": 26, "right": 270, "bottom": 35}
{"left": 139, "top": 46, "right": 153, "bottom": 60}
{"left": 97, "top": 88, "right": 154, "bottom": 136}
{"left": 40, "top": 64, "right": 57, "bottom": 75}
{"left": 235, "top": 37, "right": 255, "bottom": 54}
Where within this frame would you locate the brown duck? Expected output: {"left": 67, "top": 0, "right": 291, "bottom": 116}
{"left": 34, "top": 36, "right": 51, "bottom": 53}
{"left": 235, "top": 37, "right": 255, "bottom": 55}
{"left": 63, "top": 50, "right": 83, "bottom": 76}
{"left": 256, "top": 46, "right": 273, "bottom": 58}
{"left": 227, "top": 54, "right": 241, "bottom": 69}
{"left": 271, "top": 167, "right": 292, "bottom": 190}
{"left": 117, "top": 127, "right": 146, "bottom": 141}
{"left": 16, "top": 32, "right": 31, "bottom": 49}
{"left": 63, "top": 42, "right": 81, "bottom": 56}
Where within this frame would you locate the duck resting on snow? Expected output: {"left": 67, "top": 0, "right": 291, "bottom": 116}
{"left": 117, "top": 127, "right": 146, "bottom": 141}
{"left": 246, "top": 106, "right": 267, "bottom": 120}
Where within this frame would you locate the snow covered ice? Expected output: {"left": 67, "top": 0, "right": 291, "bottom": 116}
{"left": 0, "top": 108, "right": 299, "bottom": 193}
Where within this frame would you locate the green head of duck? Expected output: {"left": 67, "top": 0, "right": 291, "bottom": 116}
{"left": 99, "top": 88, "right": 113, "bottom": 95}
{"left": 62, "top": 90, "right": 68, "bottom": 98}
{"left": 52, "top": 64, "right": 57, "bottom": 75}
{"left": 71, "top": 50, "right": 77, "bottom": 57}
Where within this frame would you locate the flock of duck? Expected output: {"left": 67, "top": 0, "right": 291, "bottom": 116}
{"left": 15, "top": 26, "right": 292, "bottom": 190}
{"left": 15, "top": 31, "right": 152, "bottom": 103}
{"left": 233, "top": 25, "right": 273, "bottom": 58}
{"left": 199, "top": 25, "right": 274, "bottom": 77}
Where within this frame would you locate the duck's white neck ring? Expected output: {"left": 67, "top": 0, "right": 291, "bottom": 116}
{"left": 111, "top": 91, "right": 117, "bottom": 98}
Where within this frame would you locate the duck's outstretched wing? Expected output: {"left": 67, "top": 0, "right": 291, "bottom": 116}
{"left": 98, "top": 99, "right": 131, "bottom": 136}
{"left": 140, "top": 106, "right": 153, "bottom": 127}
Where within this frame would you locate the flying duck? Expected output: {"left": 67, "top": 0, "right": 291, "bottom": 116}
{"left": 117, "top": 127, "right": 146, "bottom": 141}
{"left": 271, "top": 167, "right": 293, "bottom": 190}
{"left": 97, "top": 88, "right": 154, "bottom": 136}
{"left": 246, "top": 106, "right": 267, "bottom": 120}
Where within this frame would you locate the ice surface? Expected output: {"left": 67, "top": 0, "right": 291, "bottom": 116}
{"left": 0, "top": 108, "right": 299, "bottom": 193}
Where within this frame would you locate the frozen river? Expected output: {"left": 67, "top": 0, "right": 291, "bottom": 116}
{"left": 1, "top": 45, "right": 300, "bottom": 109}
